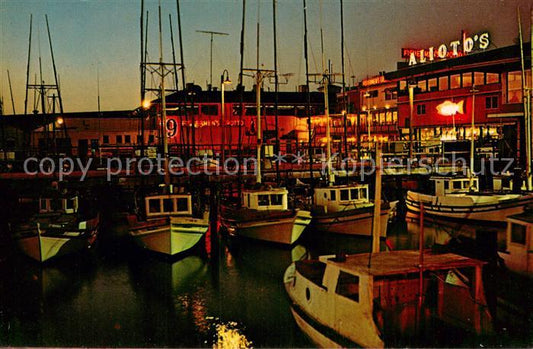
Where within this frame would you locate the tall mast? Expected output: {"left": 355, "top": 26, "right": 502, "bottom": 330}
{"left": 340, "top": 0, "right": 347, "bottom": 159}
{"left": 158, "top": 2, "right": 170, "bottom": 187}
{"left": 319, "top": 1, "right": 332, "bottom": 185}
{"left": 529, "top": 7, "right": 533, "bottom": 190}
{"left": 256, "top": 71, "right": 262, "bottom": 184}
{"left": 303, "top": 0, "right": 313, "bottom": 182}
{"left": 273, "top": 0, "right": 280, "bottom": 182}
{"left": 45, "top": 15, "right": 64, "bottom": 115}
{"left": 518, "top": 7, "right": 531, "bottom": 190}
{"left": 238, "top": 0, "right": 246, "bottom": 164}
{"left": 7, "top": 70, "right": 16, "bottom": 114}
{"left": 24, "top": 14, "right": 32, "bottom": 115}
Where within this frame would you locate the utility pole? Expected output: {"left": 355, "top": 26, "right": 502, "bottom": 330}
{"left": 196, "top": 30, "right": 229, "bottom": 90}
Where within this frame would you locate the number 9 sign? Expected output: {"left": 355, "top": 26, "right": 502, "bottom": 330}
{"left": 166, "top": 119, "right": 177, "bottom": 137}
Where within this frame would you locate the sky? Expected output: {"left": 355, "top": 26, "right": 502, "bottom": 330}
{"left": 1, "top": 0, "right": 532, "bottom": 114}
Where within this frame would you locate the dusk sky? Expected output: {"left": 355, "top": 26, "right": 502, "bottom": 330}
{"left": 1, "top": 0, "right": 532, "bottom": 114}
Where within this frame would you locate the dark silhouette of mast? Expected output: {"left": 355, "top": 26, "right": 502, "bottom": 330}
{"left": 24, "top": 14, "right": 32, "bottom": 116}
{"left": 273, "top": 0, "right": 280, "bottom": 182}
{"left": 340, "top": 0, "right": 348, "bottom": 158}
{"left": 303, "top": 0, "right": 313, "bottom": 182}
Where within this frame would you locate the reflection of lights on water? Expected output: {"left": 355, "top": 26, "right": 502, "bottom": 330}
{"left": 210, "top": 319, "right": 252, "bottom": 349}
{"left": 176, "top": 294, "right": 210, "bottom": 333}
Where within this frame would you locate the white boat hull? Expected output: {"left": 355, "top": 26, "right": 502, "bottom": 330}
{"left": 406, "top": 191, "right": 533, "bottom": 222}
{"left": 223, "top": 210, "right": 311, "bottom": 245}
{"left": 16, "top": 228, "right": 98, "bottom": 262}
{"left": 312, "top": 207, "right": 389, "bottom": 237}
{"left": 129, "top": 214, "right": 209, "bottom": 256}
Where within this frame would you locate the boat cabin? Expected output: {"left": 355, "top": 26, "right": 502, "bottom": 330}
{"left": 313, "top": 184, "right": 370, "bottom": 213}
{"left": 430, "top": 176, "right": 479, "bottom": 196}
{"left": 39, "top": 196, "right": 79, "bottom": 214}
{"left": 501, "top": 211, "right": 533, "bottom": 276}
{"left": 145, "top": 194, "right": 192, "bottom": 218}
{"left": 241, "top": 187, "right": 288, "bottom": 211}
{"left": 289, "top": 251, "right": 492, "bottom": 347}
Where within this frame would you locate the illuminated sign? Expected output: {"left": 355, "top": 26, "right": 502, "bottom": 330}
{"left": 362, "top": 75, "right": 387, "bottom": 86}
{"left": 402, "top": 31, "right": 490, "bottom": 66}
{"left": 436, "top": 100, "right": 464, "bottom": 116}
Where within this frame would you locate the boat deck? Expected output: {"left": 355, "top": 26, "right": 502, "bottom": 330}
{"left": 324, "top": 250, "right": 485, "bottom": 276}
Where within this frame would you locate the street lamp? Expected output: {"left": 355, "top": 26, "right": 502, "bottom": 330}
{"left": 470, "top": 86, "right": 479, "bottom": 186}
{"left": 221, "top": 69, "right": 232, "bottom": 163}
{"left": 364, "top": 92, "right": 371, "bottom": 152}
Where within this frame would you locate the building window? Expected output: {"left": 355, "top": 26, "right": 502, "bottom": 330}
{"left": 439, "top": 76, "right": 449, "bottom": 91}
{"left": 450, "top": 74, "right": 461, "bottom": 89}
{"left": 486, "top": 72, "right": 499, "bottom": 84}
{"left": 116, "top": 135, "right": 122, "bottom": 144}
{"left": 201, "top": 105, "right": 218, "bottom": 115}
{"left": 417, "top": 79, "right": 427, "bottom": 92}
{"left": 462, "top": 72, "right": 473, "bottom": 88}
{"left": 392, "top": 111, "right": 398, "bottom": 124}
{"left": 507, "top": 71, "right": 524, "bottom": 103}
{"left": 137, "top": 135, "right": 142, "bottom": 144}
{"left": 125, "top": 135, "right": 131, "bottom": 143}
{"left": 336, "top": 271, "right": 359, "bottom": 302}
{"left": 474, "top": 72, "right": 485, "bottom": 86}
{"left": 399, "top": 80, "right": 407, "bottom": 91}
{"left": 417, "top": 104, "right": 426, "bottom": 115}
{"left": 385, "top": 89, "right": 396, "bottom": 100}
{"left": 428, "top": 78, "right": 437, "bottom": 92}
{"left": 103, "top": 135, "right": 109, "bottom": 144}
{"left": 148, "top": 135, "right": 155, "bottom": 144}
{"left": 486, "top": 96, "right": 498, "bottom": 109}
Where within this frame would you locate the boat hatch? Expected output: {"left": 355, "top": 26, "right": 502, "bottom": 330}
{"left": 243, "top": 189, "right": 288, "bottom": 211}
{"left": 39, "top": 196, "right": 78, "bottom": 214}
{"left": 145, "top": 194, "right": 192, "bottom": 217}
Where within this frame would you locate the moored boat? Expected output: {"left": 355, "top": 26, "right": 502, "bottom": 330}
{"left": 312, "top": 183, "right": 391, "bottom": 236}
{"left": 499, "top": 210, "right": 533, "bottom": 277}
{"left": 127, "top": 189, "right": 209, "bottom": 256}
{"left": 13, "top": 192, "right": 100, "bottom": 262}
{"left": 221, "top": 187, "right": 311, "bottom": 245}
{"left": 406, "top": 175, "right": 533, "bottom": 222}
{"left": 284, "top": 250, "right": 493, "bottom": 347}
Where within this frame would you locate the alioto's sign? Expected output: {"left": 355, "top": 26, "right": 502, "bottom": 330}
{"left": 402, "top": 31, "right": 490, "bottom": 66}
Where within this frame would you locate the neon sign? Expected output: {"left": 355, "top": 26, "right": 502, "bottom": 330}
{"left": 436, "top": 100, "right": 464, "bottom": 116}
{"left": 402, "top": 31, "right": 490, "bottom": 66}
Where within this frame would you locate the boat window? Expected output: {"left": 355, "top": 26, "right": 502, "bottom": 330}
{"left": 453, "top": 181, "right": 462, "bottom": 190}
{"left": 511, "top": 223, "right": 527, "bottom": 245}
{"left": 177, "top": 198, "right": 188, "bottom": 212}
{"left": 163, "top": 198, "right": 173, "bottom": 213}
{"left": 271, "top": 194, "right": 283, "bottom": 206}
{"left": 444, "top": 181, "right": 449, "bottom": 190}
{"left": 330, "top": 190, "right": 336, "bottom": 201}
{"left": 51, "top": 199, "right": 61, "bottom": 211}
{"left": 340, "top": 189, "right": 349, "bottom": 201}
{"left": 40, "top": 199, "right": 48, "bottom": 211}
{"left": 295, "top": 260, "right": 327, "bottom": 288}
{"left": 258, "top": 195, "right": 270, "bottom": 206}
{"left": 336, "top": 271, "right": 359, "bottom": 302}
{"left": 66, "top": 198, "right": 76, "bottom": 211}
{"left": 360, "top": 188, "right": 367, "bottom": 199}
{"left": 149, "top": 199, "right": 161, "bottom": 213}
{"left": 350, "top": 189, "right": 358, "bottom": 200}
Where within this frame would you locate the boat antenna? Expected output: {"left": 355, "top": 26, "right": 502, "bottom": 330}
{"left": 196, "top": 30, "right": 229, "bottom": 90}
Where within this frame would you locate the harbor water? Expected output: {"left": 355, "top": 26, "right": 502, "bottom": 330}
{"left": 0, "top": 213, "right": 531, "bottom": 347}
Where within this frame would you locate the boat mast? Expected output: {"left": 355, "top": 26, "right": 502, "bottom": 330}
{"left": 303, "top": 0, "right": 313, "bottom": 182}
{"left": 371, "top": 143, "right": 382, "bottom": 253}
{"left": 158, "top": 2, "right": 170, "bottom": 188}
{"left": 319, "top": 2, "right": 333, "bottom": 185}
{"left": 470, "top": 86, "right": 478, "bottom": 187}
{"left": 340, "top": 0, "right": 347, "bottom": 159}
{"left": 273, "top": 0, "right": 280, "bottom": 183}
{"left": 7, "top": 70, "right": 16, "bottom": 114}
{"left": 24, "top": 14, "right": 32, "bottom": 115}
{"left": 518, "top": 7, "right": 531, "bottom": 191}
{"left": 530, "top": 7, "right": 533, "bottom": 190}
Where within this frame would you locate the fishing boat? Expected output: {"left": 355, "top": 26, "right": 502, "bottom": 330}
{"left": 221, "top": 186, "right": 311, "bottom": 245}
{"left": 406, "top": 175, "right": 533, "bottom": 222}
{"left": 284, "top": 250, "right": 493, "bottom": 347}
{"left": 127, "top": 188, "right": 209, "bottom": 256}
{"left": 311, "top": 183, "right": 391, "bottom": 236}
{"left": 12, "top": 191, "right": 100, "bottom": 262}
{"left": 499, "top": 210, "right": 533, "bottom": 277}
